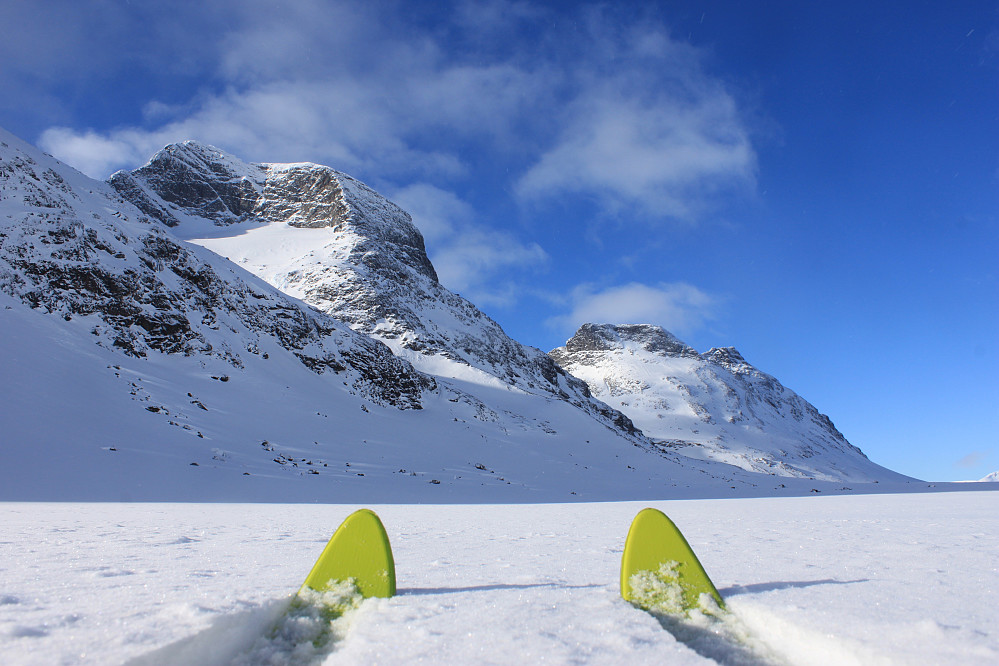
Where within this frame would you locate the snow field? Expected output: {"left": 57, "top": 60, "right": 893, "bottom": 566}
{"left": 1, "top": 491, "right": 996, "bottom": 664}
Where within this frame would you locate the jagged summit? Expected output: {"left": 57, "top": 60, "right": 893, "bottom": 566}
{"left": 110, "top": 142, "right": 439, "bottom": 281}
{"left": 113, "top": 144, "right": 628, "bottom": 433}
{"left": 0, "top": 126, "right": 430, "bottom": 410}
{"left": 560, "top": 323, "right": 701, "bottom": 358}
{"left": 551, "top": 323, "right": 907, "bottom": 482}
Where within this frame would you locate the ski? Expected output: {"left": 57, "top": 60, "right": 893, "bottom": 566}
{"left": 301, "top": 508, "right": 396, "bottom": 598}
{"left": 620, "top": 507, "right": 724, "bottom": 613}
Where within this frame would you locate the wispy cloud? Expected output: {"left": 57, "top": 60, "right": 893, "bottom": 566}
{"left": 548, "top": 282, "right": 716, "bottom": 338}
{"left": 26, "top": 0, "right": 756, "bottom": 308}
{"left": 34, "top": 2, "right": 754, "bottom": 196}
{"left": 515, "top": 9, "right": 756, "bottom": 220}
{"left": 36, "top": 127, "right": 150, "bottom": 181}
{"left": 391, "top": 183, "right": 547, "bottom": 306}
{"left": 955, "top": 451, "right": 991, "bottom": 469}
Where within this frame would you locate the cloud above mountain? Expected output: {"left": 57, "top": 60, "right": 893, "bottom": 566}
{"left": 33, "top": 1, "right": 755, "bottom": 216}
{"left": 548, "top": 282, "right": 717, "bottom": 339}
{"left": 20, "top": 0, "right": 754, "bottom": 324}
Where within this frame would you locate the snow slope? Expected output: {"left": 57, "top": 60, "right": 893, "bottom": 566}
{"left": 1, "top": 492, "right": 996, "bottom": 665}
{"left": 3, "top": 285, "right": 816, "bottom": 502}
{"left": 551, "top": 324, "right": 904, "bottom": 483}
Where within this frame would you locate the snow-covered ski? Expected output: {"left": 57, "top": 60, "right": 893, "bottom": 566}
{"left": 621, "top": 507, "right": 724, "bottom": 612}
{"left": 621, "top": 508, "right": 786, "bottom": 664}
{"left": 301, "top": 508, "right": 396, "bottom": 598}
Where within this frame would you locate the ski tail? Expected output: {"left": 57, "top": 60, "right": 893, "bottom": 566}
{"left": 620, "top": 507, "right": 724, "bottom": 612}
{"left": 300, "top": 508, "right": 396, "bottom": 598}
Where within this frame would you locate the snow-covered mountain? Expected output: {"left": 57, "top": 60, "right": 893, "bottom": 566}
{"left": 0, "top": 129, "right": 434, "bottom": 407}
{"left": 1, "top": 127, "right": 917, "bottom": 500}
{"left": 109, "top": 143, "right": 628, "bottom": 433}
{"left": 5, "top": 126, "right": 814, "bottom": 501}
{"left": 550, "top": 324, "right": 905, "bottom": 482}
{"left": 981, "top": 470, "right": 999, "bottom": 482}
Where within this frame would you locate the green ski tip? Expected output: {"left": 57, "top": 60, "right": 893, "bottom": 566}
{"left": 620, "top": 508, "right": 724, "bottom": 612}
{"left": 300, "top": 508, "right": 396, "bottom": 598}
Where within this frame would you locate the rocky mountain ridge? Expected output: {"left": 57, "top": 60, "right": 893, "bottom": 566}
{"left": 551, "top": 323, "right": 902, "bottom": 482}
{"left": 0, "top": 129, "right": 429, "bottom": 409}
{"left": 111, "top": 142, "right": 634, "bottom": 433}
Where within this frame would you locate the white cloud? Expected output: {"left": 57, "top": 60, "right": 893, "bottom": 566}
{"left": 390, "top": 183, "right": 470, "bottom": 243}
{"left": 517, "top": 93, "right": 754, "bottom": 218}
{"left": 26, "top": 1, "right": 757, "bottom": 313}
{"left": 392, "top": 183, "right": 547, "bottom": 306}
{"left": 549, "top": 282, "right": 716, "bottom": 337}
{"left": 37, "top": 128, "right": 148, "bottom": 180}
{"left": 40, "top": 78, "right": 473, "bottom": 180}
{"left": 431, "top": 229, "right": 548, "bottom": 305}
{"left": 955, "top": 451, "right": 990, "bottom": 469}
{"left": 33, "top": 2, "right": 755, "bottom": 214}
{"left": 515, "top": 15, "right": 756, "bottom": 220}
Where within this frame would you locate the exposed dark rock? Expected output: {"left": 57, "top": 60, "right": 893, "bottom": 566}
{"left": 1, "top": 132, "right": 432, "bottom": 410}
{"left": 114, "top": 143, "right": 637, "bottom": 437}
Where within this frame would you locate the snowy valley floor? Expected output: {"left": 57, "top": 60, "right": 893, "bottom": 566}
{"left": 1, "top": 491, "right": 997, "bottom": 665}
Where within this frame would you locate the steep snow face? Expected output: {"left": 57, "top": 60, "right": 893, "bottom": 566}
{"left": 0, "top": 128, "right": 430, "bottom": 410}
{"left": 111, "top": 143, "right": 634, "bottom": 433}
{"left": 550, "top": 324, "right": 909, "bottom": 482}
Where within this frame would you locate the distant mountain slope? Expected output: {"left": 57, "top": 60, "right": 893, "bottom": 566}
{"left": 111, "top": 142, "right": 634, "bottom": 432}
{"left": 550, "top": 324, "right": 910, "bottom": 482}
{"left": 7, "top": 126, "right": 805, "bottom": 501}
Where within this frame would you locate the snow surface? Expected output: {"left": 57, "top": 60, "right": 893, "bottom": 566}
{"left": 1, "top": 492, "right": 996, "bottom": 665}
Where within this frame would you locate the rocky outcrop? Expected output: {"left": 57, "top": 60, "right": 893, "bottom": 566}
{"left": 1, "top": 129, "right": 431, "bottom": 409}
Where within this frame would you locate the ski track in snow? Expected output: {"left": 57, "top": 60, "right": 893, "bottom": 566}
{"left": 1, "top": 492, "right": 997, "bottom": 665}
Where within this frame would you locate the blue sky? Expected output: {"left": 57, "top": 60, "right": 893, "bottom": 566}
{"left": 1, "top": 0, "right": 996, "bottom": 482}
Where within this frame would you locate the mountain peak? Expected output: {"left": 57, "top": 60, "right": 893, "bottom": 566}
{"left": 110, "top": 145, "right": 438, "bottom": 282}
{"left": 112, "top": 143, "right": 637, "bottom": 429}
{"left": 549, "top": 320, "right": 902, "bottom": 482}
{"left": 701, "top": 346, "right": 748, "bottom": 369}
{"left": 561, "top": 323, "right": 700, "bottom": 358}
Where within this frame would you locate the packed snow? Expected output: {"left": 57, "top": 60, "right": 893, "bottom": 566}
{"left": 1, "top": 492, "right": 996, "bottom": 665}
